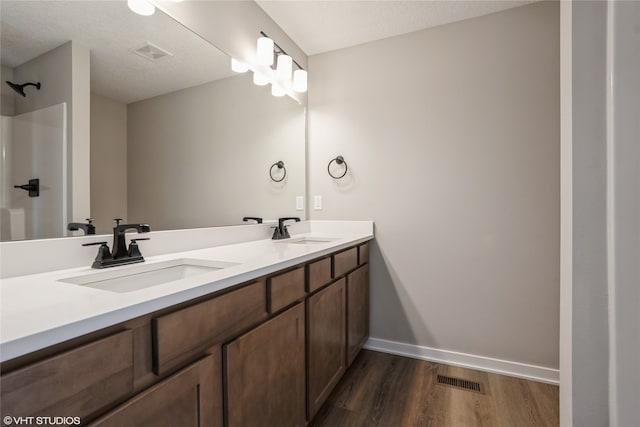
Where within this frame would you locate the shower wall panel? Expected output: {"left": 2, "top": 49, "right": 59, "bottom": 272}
{"left": 0, "top": 103, "right": 67, "bottom": 240}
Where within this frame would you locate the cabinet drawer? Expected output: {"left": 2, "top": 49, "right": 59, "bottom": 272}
{"left": 307, "top": 257, "right": 332, "bottom": 293}
{"left": 268, "top": 266, "right": 305, "bottom": 313}
{"left": 1, "top": 330, "right": 133, "bottom": 422}
{"left": 358, "top": 242, "right": 369, "bottom": 265}
{"left": 89, "top": 354, "right": 218, "bottom": 427}
{"left": 153, "top": 280, "right": 267, "bottom": 375}
{"left": 334, "top": 247, "right": 358, "bottom": 277}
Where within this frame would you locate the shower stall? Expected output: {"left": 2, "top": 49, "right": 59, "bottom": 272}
{"left": 0, "top": 102, "right": 67, "bottom": 241}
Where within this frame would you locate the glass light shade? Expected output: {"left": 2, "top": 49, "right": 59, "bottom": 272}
{"left": 276, "top": 55, "right": 293, "bottom": 81}
{"left": 253, "top": 71, "right": 269, "bottom": 86}
{"left": 256, "top": 37, "right": 274, "bottom": 66}
{"left": 127, "top": 0, "right": 155, "bottom": 16}
{"left": 231, "top": 58, "right": 249, "bottom": 73}
{"left": 293, "top": 69, "right": 307, "bottom": 93}
{"left": 271, "top": 83, "right": 286, "bottom": 97}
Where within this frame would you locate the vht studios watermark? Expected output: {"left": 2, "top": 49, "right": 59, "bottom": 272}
{"left": 3, "top": 416, "right": 80, "bottom": 426}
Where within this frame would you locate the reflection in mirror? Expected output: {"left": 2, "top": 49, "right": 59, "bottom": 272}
{"left": 0, "top": 0, "right": 305, "bottom": 241}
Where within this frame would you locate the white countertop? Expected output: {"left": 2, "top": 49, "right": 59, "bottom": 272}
{"left": 0, "top": 223, "right": 373, "bottom": 362}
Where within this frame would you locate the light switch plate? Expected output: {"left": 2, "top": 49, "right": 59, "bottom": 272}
{"left": 296, "top": 196, "right": 304, "bottom": 211}
{"left": 314, "top": 195, "right": 322, "bottom": 210}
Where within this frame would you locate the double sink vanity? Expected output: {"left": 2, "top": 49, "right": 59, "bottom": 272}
{"left": 0, "top": 220, "right": 373, "bottom": 426}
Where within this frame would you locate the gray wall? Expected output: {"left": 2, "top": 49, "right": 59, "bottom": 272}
{"left": 570, "top": 2, "right": 609, "bottom": 425}
{"left": 127, "top": 73, "right": 305, "bottom": 229}
{"left": 308, "top": 1, "right": 560, "bottom": 369}
{"left": 0, "top": 65, "right": 15, "bottom": 116}
{"left": 611, "top": 2, "right": 640, "bottom": 424}
{"left": 90, "top": 94, "right": 128, "bottom": 234}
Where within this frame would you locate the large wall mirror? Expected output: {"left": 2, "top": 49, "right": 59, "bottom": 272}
{"left": 0, "top": 0, "right": 306, "bottom": 241}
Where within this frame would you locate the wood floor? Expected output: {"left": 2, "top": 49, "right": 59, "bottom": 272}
{"left": 310, "top": 350, "right": 559, "bottom": 427}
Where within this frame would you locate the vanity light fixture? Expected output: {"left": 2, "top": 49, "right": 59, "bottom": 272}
{"left": 127, "top": 0, "right": 155, "bottom": 16}
{"left": 128, "top": 0, "right": 182, "bottom": 16}
{"left": 293, "top": 69, "right": 307, "bottom": 93}
{"left": 231, "top": 58, "right": 249, "bottom": 73}
{"left": 253, "top": 72, "right": 269, "bottom": 86}
{"left": 271, "top": 83, "right": 286, "bottom": 97}
{"left": 256, "top": 36, "right": 274, "bottom": 66}
{"left": 276, "top": 54, "right": 293, "bottom": 81}
{"left": 231, "top": 31, "right": 308, "bottom": 97}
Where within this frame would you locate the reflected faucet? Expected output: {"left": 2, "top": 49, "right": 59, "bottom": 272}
{"left": 68, "top": 219, "right": 96, "bottom": 235}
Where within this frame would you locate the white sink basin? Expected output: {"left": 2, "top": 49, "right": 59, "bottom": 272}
{"left": 280, "top": 237, "right": 338, "bottom": 245}
{"left": 58, "top": 258, "right": 239, "bottom": 293}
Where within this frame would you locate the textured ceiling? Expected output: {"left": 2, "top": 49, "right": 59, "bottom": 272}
{"left": 0, "top": 1, "right": 234, "bottom": 104}
{"left": 255, "top": 0, "right": 537, "bottom": 56}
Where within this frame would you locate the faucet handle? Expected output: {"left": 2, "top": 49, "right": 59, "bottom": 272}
{"left": 128, "top": 238, "right": 150, "bottom": 258}
{"left": 113, "top": 218, "right": 122, "bottom": 226}
{"left": 82, "top": 241, "right": 107, "bottom": 247}
{"left": 82, "top": 241, "right": 112, "bottom": 266}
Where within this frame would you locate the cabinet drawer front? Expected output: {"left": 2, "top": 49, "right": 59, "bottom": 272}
{"left": 89, "top": 354, "right": 218, "bottom": 427}
{"left": 268, "top": 266, "right": 305, "bottom": 313}
{"left": 334, "top": 247, "right": 358, "bottom": 277}
{"left": 1, "top": 330, "right": 133, "bottom": 421}
{"left": 358, "top": 242, "right": 370, "bottom": 265}
{"left": 307, "top": 257, "right": 332, "bottom": 293}
{"left": 153, "top": 281, "right": 267, "bottom": 375}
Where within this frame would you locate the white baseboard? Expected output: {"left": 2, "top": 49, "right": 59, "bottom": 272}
{"left": 364, "top": 337, "right": 559, "bottom": 385}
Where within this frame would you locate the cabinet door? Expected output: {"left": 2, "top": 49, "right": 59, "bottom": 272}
{"left": 347, "top": 265, "right": 369, "bottom": 366}
{"left": 89, "top": 354, "right": 219, "bottom": 427}
{"left": 307, "top": 278, "right": 346, "bottom": 419}
{"left": 225, "top": 303, "right": 305, "bottom": 427}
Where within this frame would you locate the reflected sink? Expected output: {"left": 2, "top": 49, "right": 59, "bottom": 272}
{"left": 280, "top": 237, "right": 338, "bottom": 245}
{"left": 59, "top": 258, "right": 238, "bottom": 293}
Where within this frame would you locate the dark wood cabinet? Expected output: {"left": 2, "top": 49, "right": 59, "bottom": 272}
{"left": 224, "top": 303, "right": 306, "bottom": 427}
{"left": 334, "top": 247, "right": 358, "bottom": 277}
{"left": 267, "top": 267, "right": 306, "bottom": 313}
{"left": 152, "top": 280, "right": 267, "bottom": 375}
{"left": 307, "top": 257, "right": 332, "bottom": 293}
{"left": 1, "top": 240, "right": 371, "bottom": 427}
{"left": 89, "top": 354, "right": 219, "bottom": 427}
{"left": 0, "top": 330, "right": 133, "bottom": 424}
{"left": 346, "top": 264, "right": 369, "bottom": 366}
{"left": 307, "top": 278, "right": 347, "bottom": 420}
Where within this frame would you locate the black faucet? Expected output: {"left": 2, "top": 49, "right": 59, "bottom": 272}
{"left": 68, "top": 218, "right": 96, "bottom": 235}
{"left": 272, "top": 217, "right": 301, "bottom": 240}
{"left": 82, "top": 219, "right": 151, "bottom": 269}
{"left": 111, "top": 219, "right": 151, "bottom": 259}
{"left": 243, "top": 217, "right": 263, "bottom": 224}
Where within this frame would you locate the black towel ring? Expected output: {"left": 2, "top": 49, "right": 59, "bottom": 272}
{"left": 270, "top": 161, "right": 287, "bottom": 182}
{"left": 328, "top": 156, "right": 348, "bottom": 179}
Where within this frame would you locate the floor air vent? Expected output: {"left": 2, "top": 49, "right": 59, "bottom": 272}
{"left": 436, "top": 374, "right": 483, "bottom": 394}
